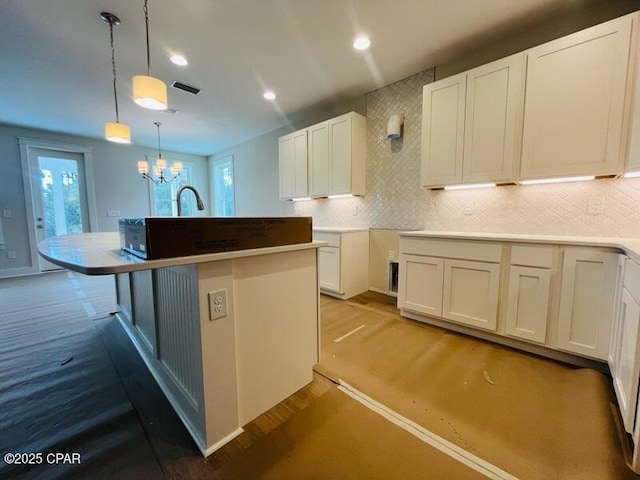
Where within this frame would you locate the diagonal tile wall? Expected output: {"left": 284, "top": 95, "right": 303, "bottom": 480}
{"left": 294, "top": 67, "right": 640, "bottom": 238}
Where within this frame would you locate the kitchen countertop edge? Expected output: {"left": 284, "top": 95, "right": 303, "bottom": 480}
{"left": 399, "top": 230, "right": 640, "bottom": 263}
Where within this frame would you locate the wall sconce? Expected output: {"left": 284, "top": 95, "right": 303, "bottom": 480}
{"left": 137, "top": 122, "right": 183, "bottom": 183}
{"left": 387, "top": 114, "right": 403, "bottom": 139}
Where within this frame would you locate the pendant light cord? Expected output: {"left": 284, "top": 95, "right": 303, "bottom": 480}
{"left": 144, "top": 0, "right": 151, "bottom": 75}
{"left": 155, "top": 122, "right": 163, "bottom": 159}
{"left": 108, "top": 20, "right": 120, "bottom": 123}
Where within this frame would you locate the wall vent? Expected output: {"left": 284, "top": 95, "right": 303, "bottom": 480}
{"left": 171, "top": 81, "right": 201, "bottom": 95}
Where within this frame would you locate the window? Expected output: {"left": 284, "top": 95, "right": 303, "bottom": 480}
{"left": 212, "top": 155, "right": 235, "bottom": 216}
{"left": 149, "top": 161, "right": 196, "bottom": 216}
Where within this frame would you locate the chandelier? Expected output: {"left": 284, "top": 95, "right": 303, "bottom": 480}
{"left": 137, "top": 122, "right": 182, "bottom": 183}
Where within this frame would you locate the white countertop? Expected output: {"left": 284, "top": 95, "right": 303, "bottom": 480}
{"left": 313, "top": 227, "right": 369, "bottom": 233}
{"left": 400, "top": 230, "right": 640, "bottom": 263}
{"left": 38, "top": 232, "right": 325, "bottom": 275}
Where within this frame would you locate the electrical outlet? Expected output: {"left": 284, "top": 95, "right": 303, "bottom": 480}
{"left": 208, "top": 289, "right": 228, "bottom": 320}
{"left": 463, "top": 201, "right": 473, "bottom": 215}
{"left": 107, "top": 210, "right": 121, "bottom": 217}
{"left": 588, "top": 197, "right": 604, "bottom": 215}
{"left": 2, "top": 209, "right": 11, "bottom": 218}
{"left": 7, "top": 251, "right": 16, "bottom": 259}
{"left": 388, "top": 250, "right": 395, "bottom": 261}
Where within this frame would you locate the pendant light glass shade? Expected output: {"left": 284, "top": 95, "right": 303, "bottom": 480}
{"left": 133, "top": 74, "right": 168, "bottom": 110}
{"left": 105, "top": 121, "right": 131, "bottom": 144}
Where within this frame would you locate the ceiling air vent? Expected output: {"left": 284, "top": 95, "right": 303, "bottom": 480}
{"left": 171, "top": 81, "right": 201, "bottom": 95}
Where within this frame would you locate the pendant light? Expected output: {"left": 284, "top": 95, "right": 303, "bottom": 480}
{"left": 137, "top": 122, "right": 182, "bottom": 183}
{"left": 101, "top": 12, "right": 131, "bottom": 144}
{"left": 133, "top": 0, "right": 168, "bottom": 110}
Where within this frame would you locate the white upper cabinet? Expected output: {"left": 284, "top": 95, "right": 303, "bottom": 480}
{"left": 521, "top": 14, "right": 636, "bottom": 180}
{"left": 421, "top": 73, "right": 466, "bottom": 187}
{"left": 278, "top": 129, "right": 308, "bottom": 199}
{"left": 309, "top": 112, "right": 366, "bottom": 197}
{"left": 279, "top": 111, "right": 366, "bottom": 199}
{"left": 421, "top": 54, "right": 524, "bottom": 188}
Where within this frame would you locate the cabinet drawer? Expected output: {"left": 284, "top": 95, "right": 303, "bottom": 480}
{"left": 625, "top": 258, "right": 640, "bottom": 303}
{"left": 314, "top": 232, "right": 341, "bottom": 247}
{"left": 510, "top": 245, "right": 554, "bottom": 268}
{"left": 401, "top": 237, "right": 501, "bottom": 263}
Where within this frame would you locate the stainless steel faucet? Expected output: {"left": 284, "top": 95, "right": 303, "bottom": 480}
{"left": 176, "top": 185, "right": 205, "bottom": 216}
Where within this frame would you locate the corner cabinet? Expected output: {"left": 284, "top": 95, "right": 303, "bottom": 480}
{"left": 520, "top": 14, "right": 636, "bottom": 180}
{"left": 278, "top": 130, "right": 308, "bottom": 199}
{"left": 278, "top": 112, "right": 366, "bottom": 199}
{"left": 421, "top": 53, "right": 524, "bottom": 188}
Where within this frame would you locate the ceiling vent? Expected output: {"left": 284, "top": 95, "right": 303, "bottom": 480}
{"left": 171, "top": 81, "right": 201, "bottom": 95}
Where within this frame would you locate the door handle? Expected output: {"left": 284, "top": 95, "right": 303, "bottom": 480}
{"left": 36, "top": 225, "right": 43, "bottom": 229}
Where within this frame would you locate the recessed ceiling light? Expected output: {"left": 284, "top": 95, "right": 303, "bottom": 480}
{"left": 170, "top": 54, "right": 188, "bottom": 66}
{"left": 263, "top": 91, "right": 276, "bottom": 100}
{"left": 353, "top": 36, "right": 371, "bottom": 51}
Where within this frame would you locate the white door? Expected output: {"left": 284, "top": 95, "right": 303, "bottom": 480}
{"left": 420, "top": 73, "right": 466, "bottom": 187}
{"left": 520, "top": 15, "right": 632, "bottom": 179}
{"left": 28, "top": 148, "right": 90, "bottom": 271}
{"left": 505, "top": 266, "right": 551, "bottom": 344}
{"left": 398, "top": 254, "right": 444, "bottom": 317}
{"left": 318, "top": 246, "right": 340, "bottom": 292}
{"left": 442, "top": 259, "right": 500, "bottom": 331}
{"left": 557, "top": 250, "right": 618, "bottom": 360}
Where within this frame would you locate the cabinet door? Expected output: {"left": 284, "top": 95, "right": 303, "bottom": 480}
{"left": 557, "top": 250, "right": 618, "bottom": 360}
{"left": 421, "top": 73, "right": 466, "bottom": 187}
{"left": 521, "top": 16, "right": 633, "bottom": 179}
{"left": 318, "top": 246, "right": 341, "bottom": 292}
{"left": 398, "top": 254, "right": 444, "bottom": 317}
{"left": 442, "top": 259, "right": 500, "bottom": 331}
{"left": 278, "top": 130, "right": 308, "bottom": 199}
{"left": 612, "top": 288, "right": 640, "bottom": 433}
{"left": 328, "top": 113, "right": 352, "bottom": 195}
{"left": 463, "top": 54, "right": 523, "bottom": 183}
{"left": 505, "top": 266, "right": 550, "bottom": 344}
{"left": 308, "top": 122, "right": 329, "bottom": 196}
{"left": 608, "top": 255, "right": 627, "bottom": 371}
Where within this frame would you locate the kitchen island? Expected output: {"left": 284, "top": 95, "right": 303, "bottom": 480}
{"left": 38, "top": 232, "right": 323, "bottom": 456}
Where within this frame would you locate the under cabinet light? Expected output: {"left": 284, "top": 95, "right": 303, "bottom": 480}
{"left": 291, "top": 197, "right": 312, "bottom": 202}
{"left": 443, "top": 183, "right": 496, "bottom": 191}
{"left": 623, "top": 171, "right": 640, "bottom": 178}
{"left": 520, "top": 176, "right": 594, "bottom": 185}
{"left": 328, "top": 194, "right": 355, "bottom": 199}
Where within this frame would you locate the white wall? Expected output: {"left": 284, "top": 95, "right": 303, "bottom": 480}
{"left": 0, "top": 123, "right": 208, "bottom": 276}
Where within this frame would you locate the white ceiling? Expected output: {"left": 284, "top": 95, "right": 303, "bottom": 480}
{"left": 0, "top": 0, "right": 599, "bottom": 156}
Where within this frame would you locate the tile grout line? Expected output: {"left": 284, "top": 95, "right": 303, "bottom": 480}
{"left": 337, "top": 380, "right": 519, "bottom": 480}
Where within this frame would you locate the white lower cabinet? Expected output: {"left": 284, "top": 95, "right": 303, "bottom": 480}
{"left": 318, "top": 246, "right": 340, "bottom": 292}
{"left": 557, "top": 249, "right": 618, "bottom": 360}
{"left": 314, "top": 229, "right": 369, "bottom": 300}
{"left": 442, "top": 259, "right": 500, "bottom": 331}
{"left": 610, "top": 257, "right": 640, "bottom": 435}
{"left": 505, "top": 266, "right": 551, "bottom": 344}
{"left": 398, "top": 254, "right": 444, "bottom": 317}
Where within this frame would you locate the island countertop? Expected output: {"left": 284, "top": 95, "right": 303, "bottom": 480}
{"left": 38, "top": 232, "right": 326, "bottom": 275}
